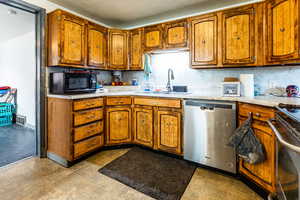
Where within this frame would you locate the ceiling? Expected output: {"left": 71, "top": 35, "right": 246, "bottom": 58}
{"left": 0, "top": 4, "right": 35, "bottom": 43}
{"left": 47, "top": 0, "right": 262, "bottom": 29}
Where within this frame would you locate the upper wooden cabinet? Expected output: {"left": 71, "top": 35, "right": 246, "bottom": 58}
{"left": 129, "top": 29, "right": 144, "bottom": 70}
{"left": 87, "top": 23, "right": 107, "bottom": 69}
{"left": 48, "top": 10, "right": 86, "bottom": 67}
{"left": 106, "top": 106, "right": 132, "bottom": 144}
{"left": 222, "top": 5, "right": 259, "bottom": 65}
{"left": 133, "top": 107, "right": 154, "bottom": 148}
{"left": 164, "top": 20, "right": 188, "bottom": 49}
{"left": 143, "top": 25, "right": 164, "bottom": 52}
{"left": 190, "top": 14, "right": 218, "bottom": 68}
{"left": 107, "top": 29, "right": 129, "bottom": 70}
{"left": 265, "top": 0, "right": 300, "bottom": 64}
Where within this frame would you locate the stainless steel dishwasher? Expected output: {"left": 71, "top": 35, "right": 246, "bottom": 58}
{"left": 184, "top": 100, "right": 237, "bottom": 173}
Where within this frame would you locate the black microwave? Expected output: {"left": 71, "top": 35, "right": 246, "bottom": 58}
{"left": 50, "top": 72, "right": 97, "bottom": 94}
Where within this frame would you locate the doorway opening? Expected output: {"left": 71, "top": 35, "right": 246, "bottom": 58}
{"left": 0, "top": 0, "right": 46, "bottom": 167}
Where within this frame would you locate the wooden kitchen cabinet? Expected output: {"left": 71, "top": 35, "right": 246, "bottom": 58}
{"left": 238, "top": 103, "right": 276, "bottom": 193}
{"left": 190, "top": 14, "right": 218, "bottom": 68}
{"left": 48, "top": 10, "right": 86, "bottom": 67}
{"left": 222, "top": 4, "right": 261, "bottom": 66}
{"left": 47, "top": 97, "right": 105, "bottom": 164}
{"left": 157, "top": 110, "right": 182, "bottom": 155}
{"left": 129, "top": 29, "right": 144, "bottom": 70}
{"left": 106, "top": 106, "right": 132, "bottom": 144}
{"left": 265, "top": 0, "right": 300, "bottom": 64}
{"left": 143, "top": 24, "right": 164, "bottom": 52}
{"left": 107, "top": 29, "right": 129, "bottom": 70}
{"left": 133, "top": 107, "right": 154, "bottom": 147}
{"left": 164, "top": 20, "right": 188, "bottom": 49}
{"left": 87, "top": 22, "right": 107, "bottom": 69}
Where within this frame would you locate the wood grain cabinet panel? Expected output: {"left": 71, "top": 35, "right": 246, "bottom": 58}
{"left": 73, "top": 108, "right": 103, "bottom": 126}
{"left": 48, "top": 10, "right": 86, "bottom": 67}
{"left": 133, "top": 107, "right": 154, "bottom": 147}
{"left": 238, "top": 103, "right": 276, "bottom": 193}
{"left": 74, "top": 135, "right": 104, "bottom": 158}
{"left": 129, "top": 29, "right": 144, "bottom": 70}
{"left": 106, "top": 107, "right": 132, "bottom": 144}
{"left": 108, "top": 29, "right": 129, "bottom": 70}
{"left": 222, "top": 5, "right": 257, "bottom": 65}
{"left": 266, "top": 0, "right": 300, "bottom": 64}
{"left": 74, "top": 121, "right": 103, "bottom": 142}
{"left": 164, "top": 20, "right": 188, "bottom": 49}
{"left": 73, "top": 97, "right": 104, "bottom": 111}
{"left": 143, "top": 25, "right": 164, "bottom": 52}
{"left": 190, "top": 15, "right": 218, "bottom": 67}
{"left": 87, "top": 23, "right": 107, "bottom": 69}
{"left": 157, "top": 110, "right": 182, "bottom": 154}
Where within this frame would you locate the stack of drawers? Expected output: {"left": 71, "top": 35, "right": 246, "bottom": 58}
{"left": 47, "top": 97, "right": 104, "bottom": 163}
{"left": 73, "top": 98, "right": 104, "bottom": 158}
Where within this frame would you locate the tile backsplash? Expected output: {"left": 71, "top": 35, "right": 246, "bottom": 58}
{"left": 122, "top": 52, "right": 300, "bottom": 95}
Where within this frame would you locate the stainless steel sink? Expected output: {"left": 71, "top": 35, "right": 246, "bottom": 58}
{"left": 136, "top": 91, "right": 191, "bottom": 95}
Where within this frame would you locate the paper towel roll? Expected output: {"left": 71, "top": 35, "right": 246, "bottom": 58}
{"left": 240, "top": 74, "right": 254, "bottom": 97}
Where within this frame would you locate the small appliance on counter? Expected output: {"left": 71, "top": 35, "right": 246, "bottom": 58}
{"left": 50, "top": 71, "right": 97, "bottom": 94}
{"left": 222, "top": 77, "right": 240, "bottom": 97}
{"left": 286, "top": 85, "right": 299, "bottom": 97}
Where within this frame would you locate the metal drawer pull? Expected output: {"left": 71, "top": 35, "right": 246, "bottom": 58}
{"left": 255, "top": 113, "right": 261, "bottom": 117}
{"left": 267, "top": 119, "right": 300, "bottom": 153}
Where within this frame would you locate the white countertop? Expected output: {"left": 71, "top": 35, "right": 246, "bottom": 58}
{"left": 47, "top": 91, "right": 300, "bottom": 107}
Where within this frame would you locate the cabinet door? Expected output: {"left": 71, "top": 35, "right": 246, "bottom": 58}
{"left": 222, "top": 5, "right": 256, "bottom": 65}
{"left": 133, "top": 107, "right": 153, "bottom": 147}
{"left": 266, "top": 0, "right": 300, "bottom": 63}
{"left": 143, "top": 25, "right": 163, "bottom": 52}
{"left": 60, "top": 14, "right": 86, "bottom": 65}
{"left": 106, "top": 107, "right": 131, "bottom": 144}
{"left": 190, "top": 15, "right": 218, "bottom": 67}
{"left": 108, "top": 30, "right": 129, "bottom": 70}
{"left": 157, "top": 110, "right": 182, "bottom": 154}
{"left": 164, "top": 20, "right": 188, "bottom": 49}
{"left": 87, "top": 23, "right": 107, "bottom": 69}
{"left": 239, "top": 121, "right": 276, "bottom": 192}
{"left": 129, "top": 29, "right": 144, "bottom": 70}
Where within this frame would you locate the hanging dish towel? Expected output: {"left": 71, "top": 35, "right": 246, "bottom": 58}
{"left": 144, "top": 54, "right": 152, "bottom": 80}
{"left": 228, "top": 114, "right": 265, "bottom": 164}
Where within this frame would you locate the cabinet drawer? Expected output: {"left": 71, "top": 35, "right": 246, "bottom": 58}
{"left": 73, "top": 98, "right": 104, "bottom": 111}
{"left": 134, "top": 97, "right": 181, "bottom": 108}
{"left": 239, "top": 103, "right": 275, "bottom": 122}
{"left": 74, "top": 108, "right": 103, "bottom": 126}
{"left": 74, "top": 135, "right": 104, "bottom": 158}
{"left": 74, "top": 121, "right": 103, "bottom": 142}
{"left": 106, "top": 97, "right": 132, "bottom": 106}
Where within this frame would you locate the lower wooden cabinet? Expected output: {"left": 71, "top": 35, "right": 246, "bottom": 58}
{"left": 238, "top": 103, "right": 276, "bottom": 193}
{"left": 157, "top": 110, "right": 182, "bottom": 154}
{"left": 47, "top": 97, "right": 105, "bottom": 163}
{"left": 106, "top": 106, "right": 132, "bottom": 144}
{"left": 133, "top": 107, "right": 154, "bottom": 147}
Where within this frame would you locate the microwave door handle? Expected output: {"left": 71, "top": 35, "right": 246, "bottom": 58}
{"left": 267, "top": 119, "right": 300, "bottom": 154}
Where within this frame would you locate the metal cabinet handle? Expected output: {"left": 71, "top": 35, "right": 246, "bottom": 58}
{"left": 267, "top": 119, "right": 300, "bottom": 153}
{"left": 280, "top": 28, "right": 285, "bottom": 32}
{"left": 236, "top": 36, "right": 241, "bottom": 40}
{"left": 255, "top": 113, "right": 261, "bottom": 117}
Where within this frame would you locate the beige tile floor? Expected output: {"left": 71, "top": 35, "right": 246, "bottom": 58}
{"left": 0, "top": 148, "right": 262, "bottom": 200}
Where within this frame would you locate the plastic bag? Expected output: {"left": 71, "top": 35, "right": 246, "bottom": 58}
{"left": 228, "top": 114, "right": 265, "bottom": 164}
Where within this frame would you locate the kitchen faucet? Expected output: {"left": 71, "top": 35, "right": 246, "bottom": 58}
{"left": 166, "top": 68, "right": 174, "bottom": 92}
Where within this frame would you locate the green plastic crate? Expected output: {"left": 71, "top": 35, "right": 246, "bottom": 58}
{"left": 0, "top": 115, "right": 12, "bottom": 127}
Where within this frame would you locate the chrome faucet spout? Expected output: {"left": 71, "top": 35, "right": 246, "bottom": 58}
{"left": 166, "top": 68, "right": 174, "bottom": 92}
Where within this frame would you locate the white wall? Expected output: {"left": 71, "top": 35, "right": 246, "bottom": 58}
{"left": 123, "top": 52, "right": 300, "bottom": 96}
{"left": 0, "top": 23, "right": 36, "bottom": 126}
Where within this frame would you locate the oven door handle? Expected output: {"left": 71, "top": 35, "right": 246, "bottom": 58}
{"left": 267, "top": 119, "right": 300, "bottom": 154}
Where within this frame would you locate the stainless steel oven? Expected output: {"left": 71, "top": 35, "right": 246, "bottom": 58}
{"left": 268, "top": 106, "right": 300, "bottom": 200}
